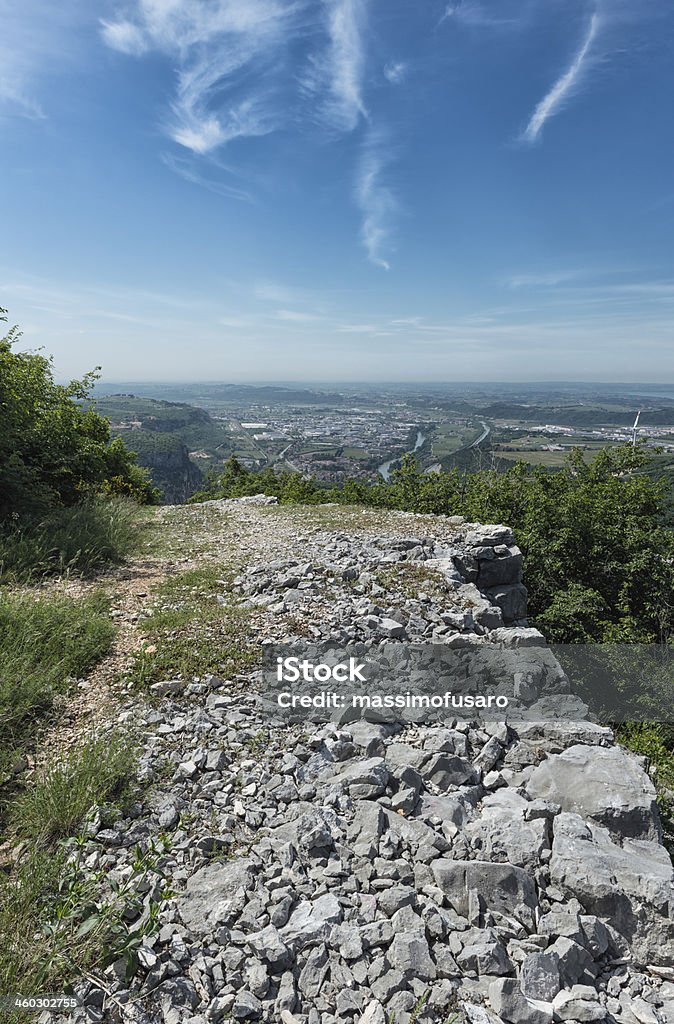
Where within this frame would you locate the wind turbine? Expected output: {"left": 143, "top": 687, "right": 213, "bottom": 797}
{"left": 632, "top": 410, "right": 641, "bottom": 447}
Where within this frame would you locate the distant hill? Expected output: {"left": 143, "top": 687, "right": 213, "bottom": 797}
{"left": 94, "top": 383, "right": 347, "bottom": 406}
{"left": 120, "top": 430, "right": 204, "bottom": 504}
{"left": 476, "top": 402, "right": 674, "bottom": 428}
{"left": 93, "top": 396, "right": 210, "bottom": 502}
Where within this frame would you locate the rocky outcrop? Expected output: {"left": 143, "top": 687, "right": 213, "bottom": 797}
{"left": 45, "top": 502, "right": 674, "bottom": 1024}
{"left": 122, "top": 431, "right": 204, "bottom": 503}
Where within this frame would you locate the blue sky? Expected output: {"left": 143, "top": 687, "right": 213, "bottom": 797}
{"left": 1, "top": 0, "right": 673, "bottom": 382}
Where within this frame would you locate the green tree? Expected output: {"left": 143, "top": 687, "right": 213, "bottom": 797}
{"left": 0, "top": 310, "right": 157, "bottom": 520}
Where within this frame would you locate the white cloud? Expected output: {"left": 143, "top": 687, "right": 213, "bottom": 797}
{"left": 0, "top": 79, "right": 45, "bottom": 120}
{"left": 324, "top": 0, "right": 368, "bottom": 130}
{"left": 507, "top": 270, "right": 585, "bottom": 288}
{"left": 522, "top": 12, "right": 600, "bottom": 143}
{"left": 100, "top": 19, "right": 148, "bottom": 56}
{"left": 101, "top": 0, "right": 386, "bottom": 260}
{"left": 301, "top": 0, "right": 368, "bottom": 132}
{"left": 356, "top": 132, "right": 397, "bottom": 270}
{"left": 101, "top": 0, "right": 372, "bottom": 155}
{"left": 275, "top": 309, "right": 321, "bottom": 321}
{"left": 439, "top": 0, "right": 521, "bottom": 31}
{"left": 253, "top": 280, "right": 310, "bottom": 304}
{"left": 161, "top": 152, "right": 254, "bottom": 201}
{"left": 101, "top": 1, "right": 300, "bottom": 154}
{"left": 384, "top": 61, "right": 407, "bottom": 85}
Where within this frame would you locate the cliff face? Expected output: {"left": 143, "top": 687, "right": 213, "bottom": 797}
{"left": 138, "top": 443, "right": 204, "bottom": 503}
{"left": 118, "top": 430, "right": 204, "bottom": 502}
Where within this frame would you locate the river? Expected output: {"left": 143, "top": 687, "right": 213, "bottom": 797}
{"left": 378, "top": 430, "right": 426, "bottom": 481}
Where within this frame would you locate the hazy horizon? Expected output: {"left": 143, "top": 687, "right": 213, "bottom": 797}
{"left": 89, "top": 379, "right": 674, "bottom": 396}
{"left": 3, "top": 1, "right": 674, "bottom": 382}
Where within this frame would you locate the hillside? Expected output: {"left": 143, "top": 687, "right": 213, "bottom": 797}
{"left": 93, "top": 396, "right": 216, "bottom": 501}
{"left": 120, "top": 431, "right": 204, "bottom": 503}
{"left": 8, "top": 499, "right": 673, "bottom": 1024}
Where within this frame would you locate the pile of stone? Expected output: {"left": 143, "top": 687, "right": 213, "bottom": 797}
{"left": 141, "top": 713, "right": 673, "bottom": 1024}
{"left": 41, "top": 507, "right": 674, "bottom": 1024}
{"left": 233, "top": 520, "right": 528, "bottom": 638}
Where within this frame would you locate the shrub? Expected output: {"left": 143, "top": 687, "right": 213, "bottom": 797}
{"left": 0, "top": 308, "right": 158, "bottom": 521}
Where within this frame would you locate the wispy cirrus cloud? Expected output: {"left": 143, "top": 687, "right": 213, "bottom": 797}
{"left": 522, "top": 10, "right": 600, "bottom": 143}
{"left": 101, "top": 1, "right": 302, "bottom": 155}
{"left": 301, "top": 0, "right": 369, "bottom": 132}
{"left": 356, "top": 132, "right": 398, "bottom": 271}
{"left": 323, "top": 0, "right": 369, "bottom": 130}
{"left": 161, "top": 152, "right": 255, "bottom": 202}
{"left": 275, "top": 308, "right": 322, "bottom": 321}
{"left": 0, "top": 0, "right": 89, "bottom": 120}
{"left": 506, "top": 270, "right": 587, "bottom": 289}
{"left": 439, "top": 0, "right": 523, "bottom": 31}
{"left": 100, "top": 1, "right": 373, "bottom": 153}
{"left": 101, "top": 0, "right": 390, "bottom": 267}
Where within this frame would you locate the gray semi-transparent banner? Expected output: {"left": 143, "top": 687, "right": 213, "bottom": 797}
{"left": 256, "top": 642, "right": 674, "bottom": 725}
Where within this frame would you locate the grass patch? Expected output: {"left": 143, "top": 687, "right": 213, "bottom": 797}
{"left": 143, "top": 503, "right": 229, "bottom": 559}
{"left": 0, "top": 731, "right": 146, "bottom": 1015}
{"left": 0, "top": 497, "right": 143, "bottom": 584}
{"left": 0, "top": 591, "right": 115, "bottom": 793}
{"left": 128, "top": 565, "right": 256, "bottom": 688}
{"left": 11, "top": 733, "right": 134, "bottom": 846}
{"left": 375, "top": 563, "right": 450, "bottom": 602}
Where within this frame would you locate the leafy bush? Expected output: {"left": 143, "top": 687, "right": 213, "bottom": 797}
{"left": 0, "top": 308, "right": 158, "bottom": 521}
{"left": 0, "top": 497, "right": 143, "bottom": 583}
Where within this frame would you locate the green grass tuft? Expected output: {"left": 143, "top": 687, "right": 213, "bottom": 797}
{"left": 0, "top": 731, "right": 142, "bottom": 1015}
{"left": 0, "top": 497, "right": 144, "bottom": 584}
{"left": 0, "top": 591, "right": 115, "bottom": 795}
{"left": 12, "top": 733, "right": 135, "bottom": 845}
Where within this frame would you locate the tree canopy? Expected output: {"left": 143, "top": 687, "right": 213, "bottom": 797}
{"left": 195, "top": 445, "right": 674, "bottom": 645}
{"left": 0, "top": 310, "right": 157, "bottom": 520}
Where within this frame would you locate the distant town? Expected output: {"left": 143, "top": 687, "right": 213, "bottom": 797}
{"left": 93, "top": 381, "right": 674, "bottom": 501}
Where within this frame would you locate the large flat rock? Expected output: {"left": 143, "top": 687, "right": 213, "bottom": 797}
{"left": 179, "top": 857, "right": 256, "bottom": 935}
{"left": 432, "top": 858, "right": 538, "bottom": 929}
{"left": 526, "top": 744, "right": 660, "bottom": 841}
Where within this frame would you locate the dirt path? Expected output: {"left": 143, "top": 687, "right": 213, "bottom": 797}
{"left": 35, "top": 497, "right": 462, "bottom": 768}
{"left": 34, "top": 500, "right": 307, "bottom": 767}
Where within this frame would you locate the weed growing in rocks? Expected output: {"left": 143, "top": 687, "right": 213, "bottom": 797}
{"left": 128, "top": 566, "right": 256, "bottom": 689}
{"left": 0, "top": 730, "right": 168, "bottom": 1021}
{"left": 11, "top": 733, "right": 135, "bottom": 845}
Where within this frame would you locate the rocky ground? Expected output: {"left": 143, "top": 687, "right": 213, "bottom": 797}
{"left": 39, "top": 498, "right": 674, "bottom": 1024}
